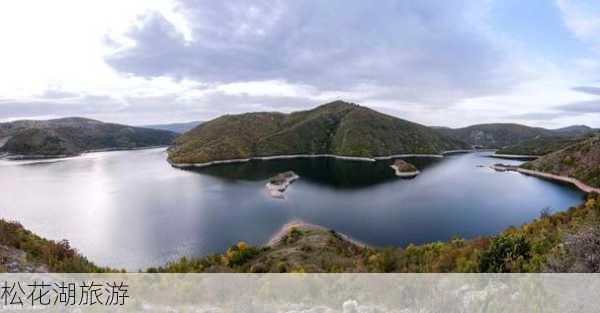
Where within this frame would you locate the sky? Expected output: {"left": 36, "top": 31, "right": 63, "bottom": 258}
{"left": 0, "top": 0, "right": 599, "bottom": 128}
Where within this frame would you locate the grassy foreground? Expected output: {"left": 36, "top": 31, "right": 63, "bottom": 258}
{"left": 0, "top": 220, "right": 114, "bottom": 273}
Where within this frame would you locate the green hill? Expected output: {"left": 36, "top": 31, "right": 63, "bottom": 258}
{"left": 0, "top": 117, "right": 177, "bottom": 157}
{"left": 495, "top": 136, "right": 585, "bottom": 156}
{"left": 437, "top": 123, "right": 595, "bottom": 149}
{"left": 552, "top": 125, "right": 594, "bottom": 137}
{"left": 143, "top": 121, "right": 202, "bottom": 134}
{"left": 168, "top": 101, "right": 467, "bottom": 164}
{"left": 436, "top": 123, "right": 554, "bottom": 148}
{"left": 521, "top": 135, "right": 600, "bottom": 188}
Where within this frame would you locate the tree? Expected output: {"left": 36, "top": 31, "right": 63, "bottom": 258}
{"left": 479, "top": 233, "right": 531, "bottom": 272}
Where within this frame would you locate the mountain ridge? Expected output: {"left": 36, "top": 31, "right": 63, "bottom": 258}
{"left": 436, "top": 123, "right": 595, "bottom": 148}
{"left": 0, "top": 117, "right": 177, "bottom": 157}
{"left": 168, "top": 101, "right": 468, "bottom": 164}
{"left": 143, "top": 121, "right": 202, "bottom": 134}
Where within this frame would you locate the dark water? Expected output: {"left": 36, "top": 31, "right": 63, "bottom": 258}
{"left": 0, "top": 148, "right": 585, "bottom": 270}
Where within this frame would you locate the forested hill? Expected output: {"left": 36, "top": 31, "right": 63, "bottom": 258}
{"left": 436, "top": 123, "right": 595, "bottom": 149}
{"left": 521, "top": 135, "right": 600, "bottom": 188}
{"left": 168, "top": 101, "right": 468, "bottom": 164}
{"left": 0, "top": 117, "right": 177, "bottom": 157}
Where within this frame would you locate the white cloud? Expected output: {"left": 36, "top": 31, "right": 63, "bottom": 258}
{"left": 557, "top": 0, "right": 600, "bottom": 52}
{"left": 0, "top": 0, "right": 599, "bottom": 128}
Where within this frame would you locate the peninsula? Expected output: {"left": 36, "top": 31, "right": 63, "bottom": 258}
{"left": 492, "top": 135, "right": 600, "bottom": 194}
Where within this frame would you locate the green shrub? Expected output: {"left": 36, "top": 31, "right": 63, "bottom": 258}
{"left": 479, "top": 233, "right": 531, "bottom": 272}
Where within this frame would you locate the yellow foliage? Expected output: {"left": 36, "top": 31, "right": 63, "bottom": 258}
{"left": 236, "top": 241, "right": 248, "bottom": 252}
{"left": 585, "top": 198, "right": 597, "bottom": 210}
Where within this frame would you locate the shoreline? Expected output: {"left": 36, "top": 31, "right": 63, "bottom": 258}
{"left": 488, "top": 153, "right": 539, "bottom": 160}
{"left": 492, "top": 164, "right": 600, "bottom": 194}
{"left": 517, "top": 168, "right": 600, "bottom": 194}
{"left": 168, "top": 150, "right": 481, "bottom": 169}
{"left": 1, "top": 145, "right": 169, "bottom": 161}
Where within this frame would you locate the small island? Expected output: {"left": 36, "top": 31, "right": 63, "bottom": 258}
{"left": 390, "top": 159, "right": 419, "bottom": 177}
{"left": 266, "top": 171, "right": 299, "bottom": 198}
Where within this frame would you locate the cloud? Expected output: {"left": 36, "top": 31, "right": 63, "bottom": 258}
{"left": 0, "top": 89, "right": 323, "bottom": 124}
{"left": 38, "top": 89, "right": 80, "bottom": 99}
{"left": 0, "top": 96, "right": 121, "bottom": 119}
{"left": 507, "top": 111, "right": 578, "bottom": 121}
{"left": 2, "top": 1, "right": 598, "bottom": 128}
{"left": 105, "top": 0, "right": 515, "bottom": 106}
{"left": 572, "top": 86, "right": 600, "bottom": 95}
{"left": 557, "top": 99, "right": 600, "bottom": 113}
{"left": 557, "top": 0, "right": 600, "bottom": 52}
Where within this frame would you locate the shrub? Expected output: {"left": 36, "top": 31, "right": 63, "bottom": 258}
{"left": 225, "top": 241, "right": 259, "bottom": 267}
{"left": 479, "top": 233, "right": 531, "bottom": 272}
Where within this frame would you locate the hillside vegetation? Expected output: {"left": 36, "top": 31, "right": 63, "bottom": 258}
{"left": 436, "top": 123, "right": 554, "bottom": 148}
{"left": 436, "top": 123, "right": 596, "bottom": 149}
{"left": 0, "top": 117, "right": 177, "bottom": 157}
{"left": 521, "top": 135, "right": 600, "bottom": 188}
{"left": 0, "top": 220, "right": 112, "bottom": 273}
{"left": 169, "top": 101, "right": 467, "bottom": 164}
{"left": 496, "top": 136, "right": 585, "bottom": 156}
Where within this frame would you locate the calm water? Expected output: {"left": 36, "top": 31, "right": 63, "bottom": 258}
{"left": 0, "top": 148, "right": 585, "bottom": 270}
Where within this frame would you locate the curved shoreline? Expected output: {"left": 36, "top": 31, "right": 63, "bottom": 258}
{"left": 491, "top": 164, "right": 600, "bottom": 194}
{"left": 517, "top": 168, "right": 600, "bottom": 194}
{"left": 167, "top": 151, "right": 473, "bottom": 169}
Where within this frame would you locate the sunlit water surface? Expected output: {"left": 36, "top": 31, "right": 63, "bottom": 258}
{"left": 0, "top": 148, "right": 585, "bottom": 270}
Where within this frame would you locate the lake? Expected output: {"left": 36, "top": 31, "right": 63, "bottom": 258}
{"left": 0, "top": 148, "right": 585, "bottom": 270}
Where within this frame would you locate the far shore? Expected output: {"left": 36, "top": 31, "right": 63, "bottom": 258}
{"left": 488, "top": 153, "right": 539, "bottom": 160}
{"left": 168, "top": 149, "right": 485, "bottom": 169}
{"left": 0, "top": 145, "right": 169, "bottom": 161}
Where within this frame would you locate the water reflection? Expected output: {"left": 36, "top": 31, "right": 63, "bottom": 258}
{"left": 0, "top": 148, "right": 585, "bottom": 270}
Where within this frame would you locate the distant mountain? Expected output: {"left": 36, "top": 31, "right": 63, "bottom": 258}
{"left": 495, "top": 136, "right": 585, "bottom": 156}
{"left": 0, "top": 117, "right": 177, "bottom": 158}
{"left": 436, "top": 123, "right": 553, "bottom": 148}
{"left": 436, "top": 123, "right": 595, "bottom": 149}
{"left": 552, "top": 125, "right": 593, "bottom": 137}
{"left": 143, "top": 121, "right": 202, "bottom": 134}
{"left": 521, "top": 135, "right": 600, "bottom": 188}
{"left": 169, "top": 101, "right": 468, "bottom": 164}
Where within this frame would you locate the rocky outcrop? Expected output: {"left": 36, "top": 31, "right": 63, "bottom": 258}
{"left": 390, "top": 159, "right": 419, "bottom": 177}
{"left": 0, "top": 245, "right": 48, "bottom": 273}
{"left": 266, "top": 171, "right": 299, "bottom": 198}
